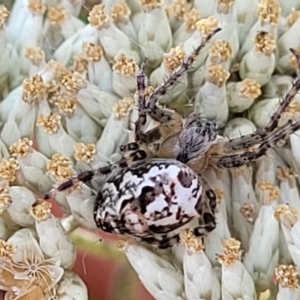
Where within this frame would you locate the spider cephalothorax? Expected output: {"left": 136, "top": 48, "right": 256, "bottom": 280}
{"left": 46, "top": 29, "right": 300, "bottom": 248}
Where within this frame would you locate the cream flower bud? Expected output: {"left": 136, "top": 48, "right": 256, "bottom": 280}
{"left": 180, "top": 230, "right": 221, "bottom": 300}
{"left": 123, "top": 241, "right": 184, "bottom": 300}
{"left": 227, "top": 79, "right": 261, "bottom": 113}
{"left": 56, "top": 271, "right": 88, "bottom": 300}
{"left": 239, "top": 32, "right": 276, "bottom": 85}
{"left": 194, "top": 64, "right": 230, "bottom": 128}
{"left": 112, "top": 53, "right": 139, "bottom": 97}
{"left": 136, "top": 1, "right": 172, "bottom": 67}
{"left": 217, "top": 238, "right": 256, "bottom": 299}
{"left": 262, "top": 75, "right": 293, "bottom": 98}
{"left": 88, "top": 4, "right": 140, "bottom": 63}
{"left": 31, "top": 201, "right": 76, "bottom": 269}
{"left": 6, "top": 186, "right": 37, "bottom": 227}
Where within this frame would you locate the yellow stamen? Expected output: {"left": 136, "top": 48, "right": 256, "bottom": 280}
{"left": 9, "top": 138, "right": 33, "bottom": 158}
{"left": 47, "top": 7, "right": 68, "bottom": 25}
{"left": 0, "top": 185, "right": 11, "bottom": 214}
{"left": 30, "top": 201, "right": 52, "bottom": 221}
{"left": 255, "top": 32, "right": 276, "bottom": 56}
{"left": 83, "top": 43, "right": 103, "bottom": 62}
{"left": 110, "top": 3, "right": 131, "bottom": 24}
{"left": 74, "top": 143, "right": 96, "bottom": 163}
{"left": 88, "top": 4, "right": 110, "bottom": 29}
{"left": 113, "top": 97, "right": 135, "bottom": 120}
{"left": 113, "top": 54, "right": 139, "bottom": 76}
{"left": 258, "top": 0, "right": 281, "bottom": 25}
{"left": 22, "top": 75, "right": 46, "bottom": 104}
{"left": 180, "top": 229, "right": 204, "bottom": 253}
{"left": 0, "top": 5, "right": 10, "bottom": 30}
{"left": 239, "top": 79, "right": 262, "bottom": 100}
{"left": 274, "top": 204, "right": 298, "bottom": 228}
{"left": 275, "top": 265, "right": 299, "bottom": 288}
{"left": 216, "top": 238, "right": 241, "bottom": 266}
{"left": 28, "top": 0, "right": 46, "bottom": 15}
{"left": 0, "top": 158, "right": 20, "bottom": 182}
{"left": 36, "top": 113, "right": 61, "bottom": 134}
{"left": 140, "top": 0, "right": 163, "bottom": 11}
{"left": 207, "top": 65, "right": 230, "bottom": 87}
{"left": 240, "top": 203, "right": 256, "bottom": 223}
{"left": 196, "top": 16, "right": 219, "bottom": 36}
{"left": 209, "top": 40, "right": 233, "bottom": 63}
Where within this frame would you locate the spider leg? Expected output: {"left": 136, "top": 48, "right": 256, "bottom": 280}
{"left": 44, "top": 149, "right": 147, "bottom": 200}
{"left": 134, "top": 28, "right": 220, "bottom": 144}
{"left": 223, "top": 48, "right": 300, "bottom": 152}
{"left": 213, "top": 118, "right": 300, "bottom": 168}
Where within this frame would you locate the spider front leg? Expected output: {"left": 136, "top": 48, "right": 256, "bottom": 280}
{"left": 134, "top": 28, "right": 220, "bottom": 144}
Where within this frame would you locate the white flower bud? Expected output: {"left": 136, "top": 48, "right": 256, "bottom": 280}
{"left": 96, "top": 113, "right": 129, "bottom": 157}
{"left": 77, "top": 84, "right": 119, "bottom": 127}
{"left": 193, "top": 0, "right": 217, "bottom": 18}
{"left": 0, "top": 216, "right": 9, "bottom": 239}
{"left": 227, "top": 79, "right": 261, "bottom": 113}
{"left": 124, "top": 242, "right": 184, "bottom": 300}
{"left": 182, "top": 237, "right": 220, "bottom": 300}
{"left": 32, "top": 202, "right": 76, "bottom": 269}
{"left": 56, "top": 271, "right": 88, "bottom": 300}
{"left": 194, "top": 65, "right": 229, "bottom": 128}
{"left": 244, "top": 204, "right": 279, "bottom": 292}
{"left": 66, "top": 185, "right": 97, "bottom": 230}
{"left": 137, "top": 4, "right": 172, "bottom": 67}
{"left": 7, "top": 186, "right": 36, "bottom": 227}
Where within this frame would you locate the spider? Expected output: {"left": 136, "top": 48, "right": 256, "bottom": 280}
{"left": 45, "top": 28, "right": 300, "bottom": 248}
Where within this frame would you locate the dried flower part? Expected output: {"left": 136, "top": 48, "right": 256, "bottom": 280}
{"left": 258, "top": 180, "right": 280, "bottom": 202}
{"left": 240, "top": 203, "right": 256, "bottom": 223}
{"left": 36, "top": 113, "right": 61, "bottom": 134}
{"left": 183, "top": 8, "right": 201, "bottom": 31}
{"left": 277, "top": 166, "right": 295, "bottom": 181}
{"left": 216, "top": 238, "right": 241, "bottom": 266}
{"left": 74, "top": 143, "right": 96, "bottom": 163}
{"left": 209, "top": 40, "right": 233, "bottom": 63}
{"left": 217, "top": 0, "right": 235, "bottom": 14}
{"left": 45, "top": 80, "right": 62, "bottom": 104}
{"left": 196, "top": 16, "right": 218, "bottom": 35}
{"left": 0, "top": 5, "right": 9, "bottom": 30}
{"left": 110, "top": 3, "right": 131, "bottom": 24}
{"left": 140, "top": 0, "right": 163, "bottom": 11}
{"left": 58, "top": 70, "right": 88, "bottom": 93}
{"left": 0, "top": 158, "right": 20, "bottom": 182}
{"left": 47, "top": 153, "right": 74, "bottom": 182}
{"left": 48, "top": 60, "right": 67, "bottom": 76}
{"left": 286, "top": 10, "right": 300, "bottom": 27}
{"left": 180, "top": 229, "right": 204, "bottom": 253}
{"left": 88, "top": 4, "right": 110, "bottom": 29}
{"left": 55, "top": 96, "right": 77, "bottom": 117}
{"left": 22, "top": 75, "right": 46, "bottom": 104}
{"left": 0, "top": 239, "right": 15, "bottom": 260}
{"left": 47, "top": 7, "right": 68, "bottom": 25}
{"left": 215, "top": 188, "right": 224, "bottom": 203}
{"left": 73, "top": 56, "right": 88, "bottom": 74}
{"left": 9, "top": 138, "right": 33, "bottom": 158}
{"left": 83, "top": 43, "right": 103, "bottom": 62}
{"left": 25, "top": 47, "right": 45, "bottom": 66}
{"left": 258, "top": 0, "right": 281, "bottom": 25}
{"left": 290, "top": 46, "right": 300, "bottom": 70}
{"left": 239, "top": 79, "right": 262, "bottom": 100}
{"left": 274, "top": 204, "right": 298, "bottom": 228}
{"left": 113, "top": 97, "right": 135, "bottom": 120}
{"left": 28, "top": 0, "right": 46, "bottom": 15}
{"left": 0, "top": 185, "right": 11, "bottom": 214}
{"left": 275, "top": 265, "right": 299, "bottom": 288}
{"left": 30, "top": 201, "right": 52, "bottom": 221}
{"left": 165, "top": 0, "right": 191, "bottom": 20}
{"left": 254, "top": 32, "right": 276, "bottom": 56}
{"left": 163, "top": 45, "right": 186, "bottom": 72}
{"left": 117, "top": 238, "right": 131, "bottom": 251}
{"left": 113, "top": 54, "right": 138, "bottom": 76}
{"left": 145, "top": 86, "right": 155, "bottom": 99}
{"left": 207, "top": 65, "right": 230, "bottom": 87}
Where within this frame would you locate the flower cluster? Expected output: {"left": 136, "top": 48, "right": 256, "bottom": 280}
{"left": 1, "top": 0, "right": 300, "bottom": 299}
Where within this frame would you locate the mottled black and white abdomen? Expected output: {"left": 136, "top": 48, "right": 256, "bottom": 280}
{"left": 93, "top": 159, "right": 205, "bottom": 247}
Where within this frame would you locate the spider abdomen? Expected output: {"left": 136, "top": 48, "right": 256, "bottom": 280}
{"left": 93, "top": 159, "right": 204, "bottom": 245}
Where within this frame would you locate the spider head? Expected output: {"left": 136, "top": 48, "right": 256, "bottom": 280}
{"left": 176, "top": 119, "right": 218, "bottom": 163}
